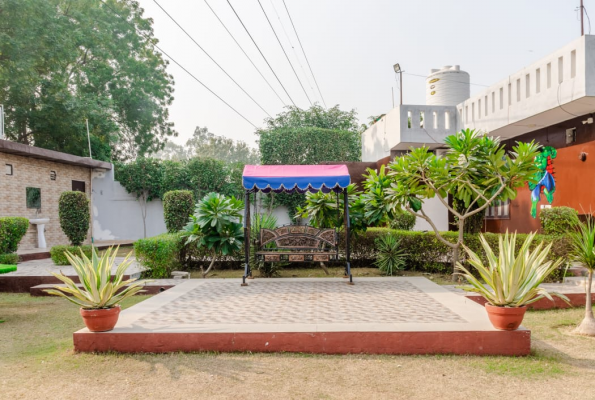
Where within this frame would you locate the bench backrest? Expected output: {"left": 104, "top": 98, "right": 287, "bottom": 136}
{"left": 259, "top": 225, "right": 337, "bottom": 250}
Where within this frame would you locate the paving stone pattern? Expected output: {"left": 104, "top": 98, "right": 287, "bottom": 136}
{"left": 136, "top": 280, "right": 467, "bottom": 326}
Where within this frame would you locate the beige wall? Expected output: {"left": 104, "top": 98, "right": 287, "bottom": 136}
{"left": 0, "top": 153, "right": 91, "bottom": 250}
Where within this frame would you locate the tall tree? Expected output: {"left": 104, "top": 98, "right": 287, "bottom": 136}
{"left": 0, "top": 0, "right": 175, "bottom": 160}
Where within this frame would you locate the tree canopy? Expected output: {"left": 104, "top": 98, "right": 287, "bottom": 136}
{"left": 0, "top": 0, "right": 176, "bottom": 161}
{"left": 261, "top": 104, "right": 360, "bottom": 133}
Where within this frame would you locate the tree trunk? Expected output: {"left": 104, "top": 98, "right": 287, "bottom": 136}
{"left": 574, "top": 269, "right": 595, "bottom": 336}
{"left": 203, "top": 251, "right": 218, "bottom": 278}
{"left": 139, "top": 191, "right": 148, "bottom": 238}
{"left": 451, "top": 220, "right": 465, "bottom": 282}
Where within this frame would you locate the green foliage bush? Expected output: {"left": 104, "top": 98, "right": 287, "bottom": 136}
{"left": 58, "top": 192, "right": 90, "bottom": 246}
{"left": 163, "top": 190, "right": 195, "bottom": 233}
{"left": 540, "top": 206, "right": 579, "bottom": 235}
{"left": 0, "top": 264, "right": 17, "bottom": 274}
{"left": 0, "top": 253, "right": 19, "bottom": 265}
{"left": 389, "top": 213, "right": 416, "bottom": 231}
{"left": 135, "top": 233, "right": 184, "bottom": 278}
{"left": 0, "top": 217, "right": 29, "bottom": 254}
{"left": 50, "top": 245, "right": 93, "bottom": 266}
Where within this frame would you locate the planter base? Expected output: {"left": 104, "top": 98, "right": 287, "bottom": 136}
{"left": 80, "top": 306, "right": 121, "bottom": 332}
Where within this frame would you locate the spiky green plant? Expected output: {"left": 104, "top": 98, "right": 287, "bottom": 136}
{"left": 44, "top": 246, "right": 145, "bottom": 309}
{"left": 456, "top": 232, "right": 569, "bottom": 307}
{"left": 568, "top": 217, "right": 595, "bottom": 336}
{"left": 374, "top": 233, "right": 407, "bottom": 276}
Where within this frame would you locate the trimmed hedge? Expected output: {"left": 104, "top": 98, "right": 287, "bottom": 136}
{"left": 540, "top": 206, "right": 579, "bottom": 235}
{"left": 163, "top": 190, "right": 195, "bottom": 233}
{"left": 50, "top": 245, "right": 93, "bottom": 266}
{"left": 389, "top": 213, "right": 416, "bottom": 231}
{"left": 58, "top": 191, "right": 90, "bottom": 246}
{"left": 0, "top": 217, "right": 29, "bottom": 254}
{"left": 0, "top": 253, "right": 19, "bottom": 265}
{"left": 135, "top": 228, "right": 573, "bottom": 282}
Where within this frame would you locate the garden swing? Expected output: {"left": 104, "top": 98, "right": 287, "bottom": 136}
{"left": 241, "top": 164, "right": 353, "bottom": 285}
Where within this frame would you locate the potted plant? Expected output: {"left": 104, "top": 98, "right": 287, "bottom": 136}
{"left": 45, "top": 246, "right": 145, "bottom": 332}
{"left": 457, "top": 232, "right": 569, "bottom": 330}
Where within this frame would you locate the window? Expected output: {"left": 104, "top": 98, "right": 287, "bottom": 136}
{"left": 5, "top": 164, "right": 12, "bottom": 175}
{"left": 516, "top": 79, "right": 521, "bottom": 102}
{"left": 508, "top": 83, "right": 512, "bottom": 105}
{"left": 484, "top": 95, "right": 488, "bottom": 116}
{"left": 50, "top": 171, "right": 56, "bottom": 181}
{"left": 536, "top": 68, "right": 541, "bottom": 93}
{"left": 499, "top": 88, "right": 504, "bottom": 109}
{"left": 465, "top": 106, "right": 469, "bottom": 123}
{"left": 477, "top": 100, "right": 481, "bottom": 119}
{"left": 571, "top": 50, "right": 577, "bottom": 78}
{"left": 525, "top": 74, "right": 530, "bottom": 98}
{"left": 558, "top": 56, "right": 564, "bottom": 84}
{"left": 485, "top": 200, "right": 510, "bottom": 220}
{"left": 26, "top": 187, "right": 41, "bottom": 209}
{"left": 432, "top": 111, "right": 437, "bottom": 129}
{"left": 492, "top": 92, "right": 495, "bottom": 112}
{"left": 472, "top": 103, "right": 475, "bottom": 121}
{"left": 419, "top": 111, "right": 424, "bottom": 128}
{"left": 445, "top": 111, "right": 450, "bottom": 129}
{"left": 407, "top": 111, "right": 412, "bottom": 128}
{"left": 72, "top": 180, "right": 86, "bottom": 193}
{"left": 547, "top": 62, "right": 552, "bottom": 88}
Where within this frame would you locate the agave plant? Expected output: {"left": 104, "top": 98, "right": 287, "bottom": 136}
{"left": 44, "top": 246, "right": 145, "bottom": 309}
{"left": 456, "top": 232, "right": 569, "bottom": 307}
{"left": 374, "top": 233, "right": 407, "bottom": 276}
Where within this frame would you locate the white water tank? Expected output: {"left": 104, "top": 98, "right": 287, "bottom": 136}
{"left": 426, "top": 65, "right": 470, "bottom": 106}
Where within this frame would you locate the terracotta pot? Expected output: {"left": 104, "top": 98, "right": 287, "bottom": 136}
{"left": 80, "top": 306, "right": 121, "bottom": 332}
{"left": 485, "top": 303, "right": 527, "bottom": 331}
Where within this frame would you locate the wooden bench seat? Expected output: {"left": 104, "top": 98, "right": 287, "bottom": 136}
{"left": 255, "top": 225, "right": 338, "bottom": 263}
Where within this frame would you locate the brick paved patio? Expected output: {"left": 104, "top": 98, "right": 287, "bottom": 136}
{"left": 74, "top": 277, "right": 531, "bottom": 355}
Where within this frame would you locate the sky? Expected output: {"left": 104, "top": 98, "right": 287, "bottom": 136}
{"left": 136, "top": 0, "right": 591, "bottom": 149}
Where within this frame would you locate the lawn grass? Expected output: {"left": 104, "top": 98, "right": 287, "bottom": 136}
{"left": 1, "top": 292, "right": 594, "bottom": 399}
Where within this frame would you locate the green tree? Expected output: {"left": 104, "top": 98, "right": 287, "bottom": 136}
{"left": 262, "top": 104, "right": 360, "bottom": 133}
{"left": 115, "top": 158, "right": 163, "bottom": 238}
{"left": 0, "top": 0, "right": 175, "bottom": 160}
{"left": 384, "top": 129, "right": 540, "bottom": 279}
{"left": 182, "top": 193, "right": 244, "bottom": 278}
{"left": 186, "top": 126, "right": 259, "bottom": 164}
{"left": 58, "top": 192, "right": 90, "bottom": 246}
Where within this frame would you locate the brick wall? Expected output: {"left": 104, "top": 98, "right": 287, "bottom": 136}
{"left": 0, "top": 153, "right": 91, "bottom": 250}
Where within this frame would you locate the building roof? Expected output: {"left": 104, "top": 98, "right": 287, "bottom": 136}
{"left": 0, "top": 139, "right": 112, "bottom": 170}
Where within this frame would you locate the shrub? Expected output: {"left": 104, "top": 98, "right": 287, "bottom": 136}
{"left": 134, "top": 233, "right": 184, "bottom": 278}
{"left": 0, "top": 253, "right": 19, "bottom": 265}
{"left": 58, "top": 191, "right": 90, "bottom": 246}
{"left": 540, "top": 206, "right": 579, "bottom": 235}
{"left": 0, "top": 217, "right": 29, "bottom": 254}
{"left": 0, "top": 264, "right": 17, "bottom": 274}
{"left": 163, "top": 190, "right": 195, "bottom": 233}
{"left": 374, "top": 233, "right": 406, "bottom": 275}
{"left": 50, "top": 245, "right": 92, "bottom": 266}
{"left": 389, "top": 213, "right": 416, "bottom": 231}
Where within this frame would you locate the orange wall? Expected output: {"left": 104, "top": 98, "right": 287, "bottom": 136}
{"left": 485, "top": 141, "right": 595, "bottom": 233}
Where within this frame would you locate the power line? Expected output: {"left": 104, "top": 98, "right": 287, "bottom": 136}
{"left": 404, "top": 72, "right": 489, "bottom": 87}
{"left": 282, "top": 0, "right": 327, "bottom": 108}
{"left": 268, "top": 0, "right": 317, "bottom": 104}
{"left": 226, "top": 0, "right": 297, "bottom": 107}
{"left": 203, "top": 0, "right": 286, "bottom": 107}
{"left": 257, "top": 0, "right": 312, "bottom": 107}
{"left": 153, "top": 0, "right": 272, "bottom": 118}
{"left": 97, "top": 0, "right": 258, "bottom": 128}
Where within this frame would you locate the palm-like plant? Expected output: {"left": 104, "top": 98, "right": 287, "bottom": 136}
{"left": 568, "top": 218, "right": 595, "bottom": 336}
{"left": 374, "top": 233, "right": 407, "bottom": 276}
{"left": 457, "top": 232, "right": 569, "bottom": 307}
{"left": 44, "top": 246, "right": 145, "bottom": 309}
{"left": 182, "top": 192, "right": 244, "bottom": 278}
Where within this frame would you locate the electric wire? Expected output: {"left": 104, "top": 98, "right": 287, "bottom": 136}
{"left": 268, "top": 0, "right": 317, "bottom": 104}
{"left": 203, "top": 0, "right": 286, "bottom": 107}
{"left": 584, "top": 6, "right": 592, "bottom": 34}
{"left": 256, "top": 0, "right": 313, "bottom": 106}
{"left": 282, "top": 0, "right": 327, "bottom": 108}
{"left": 153, "top": 0, "right": 272, "bottom": 118}
{"left": 226, "top": 0, "right": 297, "bottom": 107}
{"left": 97, "top": 0, "right": 258, "bottom": 128}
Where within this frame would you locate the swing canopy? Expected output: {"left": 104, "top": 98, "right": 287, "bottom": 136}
{"left": 242, "top": 164, "right": 350, "bottom": 193}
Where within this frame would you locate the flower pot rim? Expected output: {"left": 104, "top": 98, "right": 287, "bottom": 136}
{"left": 80, "top": 305, "right": 121, "bottom": 311}
{"left": 485, "top": 303, "right": 527, "bottom": 309}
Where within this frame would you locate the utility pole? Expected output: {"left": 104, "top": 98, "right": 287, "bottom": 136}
{"left": 581, "top": 0, "right": 585, "bottom": 36}
{"left": 392, "top": 87, "right": 395, "bottom": 108}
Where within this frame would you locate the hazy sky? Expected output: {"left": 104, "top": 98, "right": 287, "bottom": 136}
{"left": 137, "top": 0, "right": 590, "bottom": 149}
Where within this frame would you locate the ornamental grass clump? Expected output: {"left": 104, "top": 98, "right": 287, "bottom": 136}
{"left": 44, "top": 246, "right": 145, "bottom": 309}
{"left": 456, "top": 232, "right": 569, "bottom": 307}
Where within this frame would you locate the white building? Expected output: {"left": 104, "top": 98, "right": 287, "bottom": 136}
{"left": 362, "top": 34, "right": 595, "bottom": 231}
